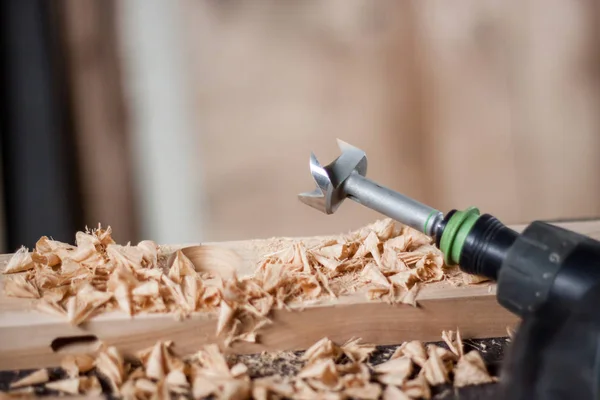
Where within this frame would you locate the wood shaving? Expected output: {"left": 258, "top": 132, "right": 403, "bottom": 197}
{"left": 341, "top": 338, "right": 376, "bottom": 363}
{"left": 301, "top": 337, "right": 343, "bottom": 364}
{"left": 95, "top": 344, "right": 125, "bottom": 394}
{"left": 383, "top": 384, "right": 411, "bottom": 400}
{"left": 80, "top": 376, "right": 103, "bottom": 395}
{"left": 402, "top": 374, "right": 431, "bottom": 399}
{"left": 252, "top": 375, "right": 296, "bottom": 399}
{"left": 61, "top": 354, "right": 95, "bottom": 378}
{"left": 36, "top": 299, "right": 66, "bottom": 317}
{"left": 427, "top": 344, "right": 458, "bottom": 364}
{"left": 45, "top": 378, "right": 81, "bottom": 395}
{"left": 3, "top": 275, "right": 39, "bottom": 299}
{"left": 442, "top": 329, "right": 464, "bottom": 358}
{"left": 420, "top": 345, "right": 449, "bottom": 386}
{"left": 3, "top": 247, "right": 34, "bottom": 274}
{"left": 392, "top": 340, "right": 427, "bottom": 367}
{"left": 0, "top": 387, "right": 35, "bottom": 399}
{"left": 8, "top": 369, "right": 48, "bottom": 389}
{"left": 374, "top": 357, "right": 413, "bottom": 386}
{"left": 461, "top": 274, "right": 489, "bottom": 285}
{"left": 453, "top": 350, "right": 496, "bottom": 387}
{"left": 506, "top": 326, "right": 515, "bottom": 341}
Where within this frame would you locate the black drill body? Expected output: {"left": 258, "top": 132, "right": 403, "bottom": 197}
{"left": 435, "top": 213, "right": 600, "bottom": 400}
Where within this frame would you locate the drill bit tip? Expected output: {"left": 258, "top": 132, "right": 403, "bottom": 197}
{"left": 298, "top": 140, "right": 368, "bottom": 215}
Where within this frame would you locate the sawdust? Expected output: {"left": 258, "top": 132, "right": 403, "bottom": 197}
{"left": 231, "top": 350, "right": 304, "bottom": 378}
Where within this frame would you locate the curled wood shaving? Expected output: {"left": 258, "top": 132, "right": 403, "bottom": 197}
{"left": 66, "top": 284, "right": 113, "bottom": 325}
{"left": 393, "top": 340, "right": 427, "bottom": 367}
{"left": 0, "top": 388, "right": 35, "bottom": 399}
{"left": 461, "top": 273, "right": 490, "bottom": 285}
{"left": 95, "top": 345, "right": 125, "bottom": 394}
{"left": 427, "top": 344, "right": 458, "bottom": 364}
{"left": 9, "top": 369, "right": 48, "bottom": 389}
{"left": 144, "top": 341, "right": 172, "bottom": 380}
{"left": 343, "top": 381, "right": 382, "bottom": 399}
{"left": 442, "top": 329, "right": 464, "bottom": 358}
{"left": 420, "top": 345, "right": 449, "bottom": 386}
{"left": 383, "top": 384, "right": 411, "bottom": 400}
{"left": 3, "top": 247, "right": 34, "bottom": 274}
{"left": 252, "top": 375, "right": 296, "bottom": 400}
{"left": 36, "top": 299, "right": 66, "bottom": 317}
{"left": 61, "top": 354, "right": 95, "bottom": 378}
{"left": 3, "top": 275, "right": 39, "bottom": 299}
{"left": 506, "top": 326, "right": 515, "bottom": 341}
{"left": 453, "top": 350, "right": 496, "bottom": 387}
{"left": 402, "top": 374, "right": 431, "bottom": 399}
{"left": 374, "top": 357, "right": 413, "bottom": 386}
{"left": 45, "top": 378, "right": 81, "bottom": 395}
{"left": 340, "top": 337, "right": 376, "bottom": 363}
{"left": 189, "top": 344, "right": 252, "bottom": 399}
{"left": 301, "top": 337, "right": 343, "bottom": 364}
{"left": 80, "top": 376, "right": 103, "bottom": 396}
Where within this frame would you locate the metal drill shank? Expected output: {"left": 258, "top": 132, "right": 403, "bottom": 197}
{"left": 343, "top": 172, "right": 442, "bottom": 235}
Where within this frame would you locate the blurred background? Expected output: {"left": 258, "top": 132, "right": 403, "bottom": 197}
{"left": 1, "top": 0, "right": 600, "bottom": 252}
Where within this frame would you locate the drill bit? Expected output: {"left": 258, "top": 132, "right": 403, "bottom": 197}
{"left": 298, "top": 139, "right": 443, "bottom": 236}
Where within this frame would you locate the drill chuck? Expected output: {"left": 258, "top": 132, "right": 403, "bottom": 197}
{"left": 432, "top": 210, "right": 518, "bottom": 281}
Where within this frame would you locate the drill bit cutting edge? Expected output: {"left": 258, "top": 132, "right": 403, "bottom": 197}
{"left": 298, "top": 139, "right": 444, "bottom": 237}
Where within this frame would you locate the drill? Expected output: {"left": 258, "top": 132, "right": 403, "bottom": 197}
{"left": 298, "top": 140, "right": 600, "bottom": 400}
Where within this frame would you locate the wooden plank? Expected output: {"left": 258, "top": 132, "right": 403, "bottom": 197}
{"left": 1, "top": 219, "right": 599, "bottom": 370}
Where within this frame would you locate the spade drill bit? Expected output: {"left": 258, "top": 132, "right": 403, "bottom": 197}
{"left": 298, "top": 139, "right": 444, "bottom": 236}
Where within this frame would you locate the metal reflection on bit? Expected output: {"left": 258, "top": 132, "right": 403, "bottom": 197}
{"left": 298, "top": 139, "right": 443, "bottom": 236}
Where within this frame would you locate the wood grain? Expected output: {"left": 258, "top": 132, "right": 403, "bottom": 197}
{"left": 1, "top": 219, "right": 599, "bottom": 370}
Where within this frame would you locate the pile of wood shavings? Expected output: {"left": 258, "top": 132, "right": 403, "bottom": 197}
{"left": 2, "top": 225, "right": 215, "bottom": 322}
{"left": 1, "top": 329, "right": 496, "bottom": 399}
{"left": 253, "top": 218, "right": 475, "bottom": 306}
{"left": 1, "top": 219, "right": 486, "bottom": 347}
